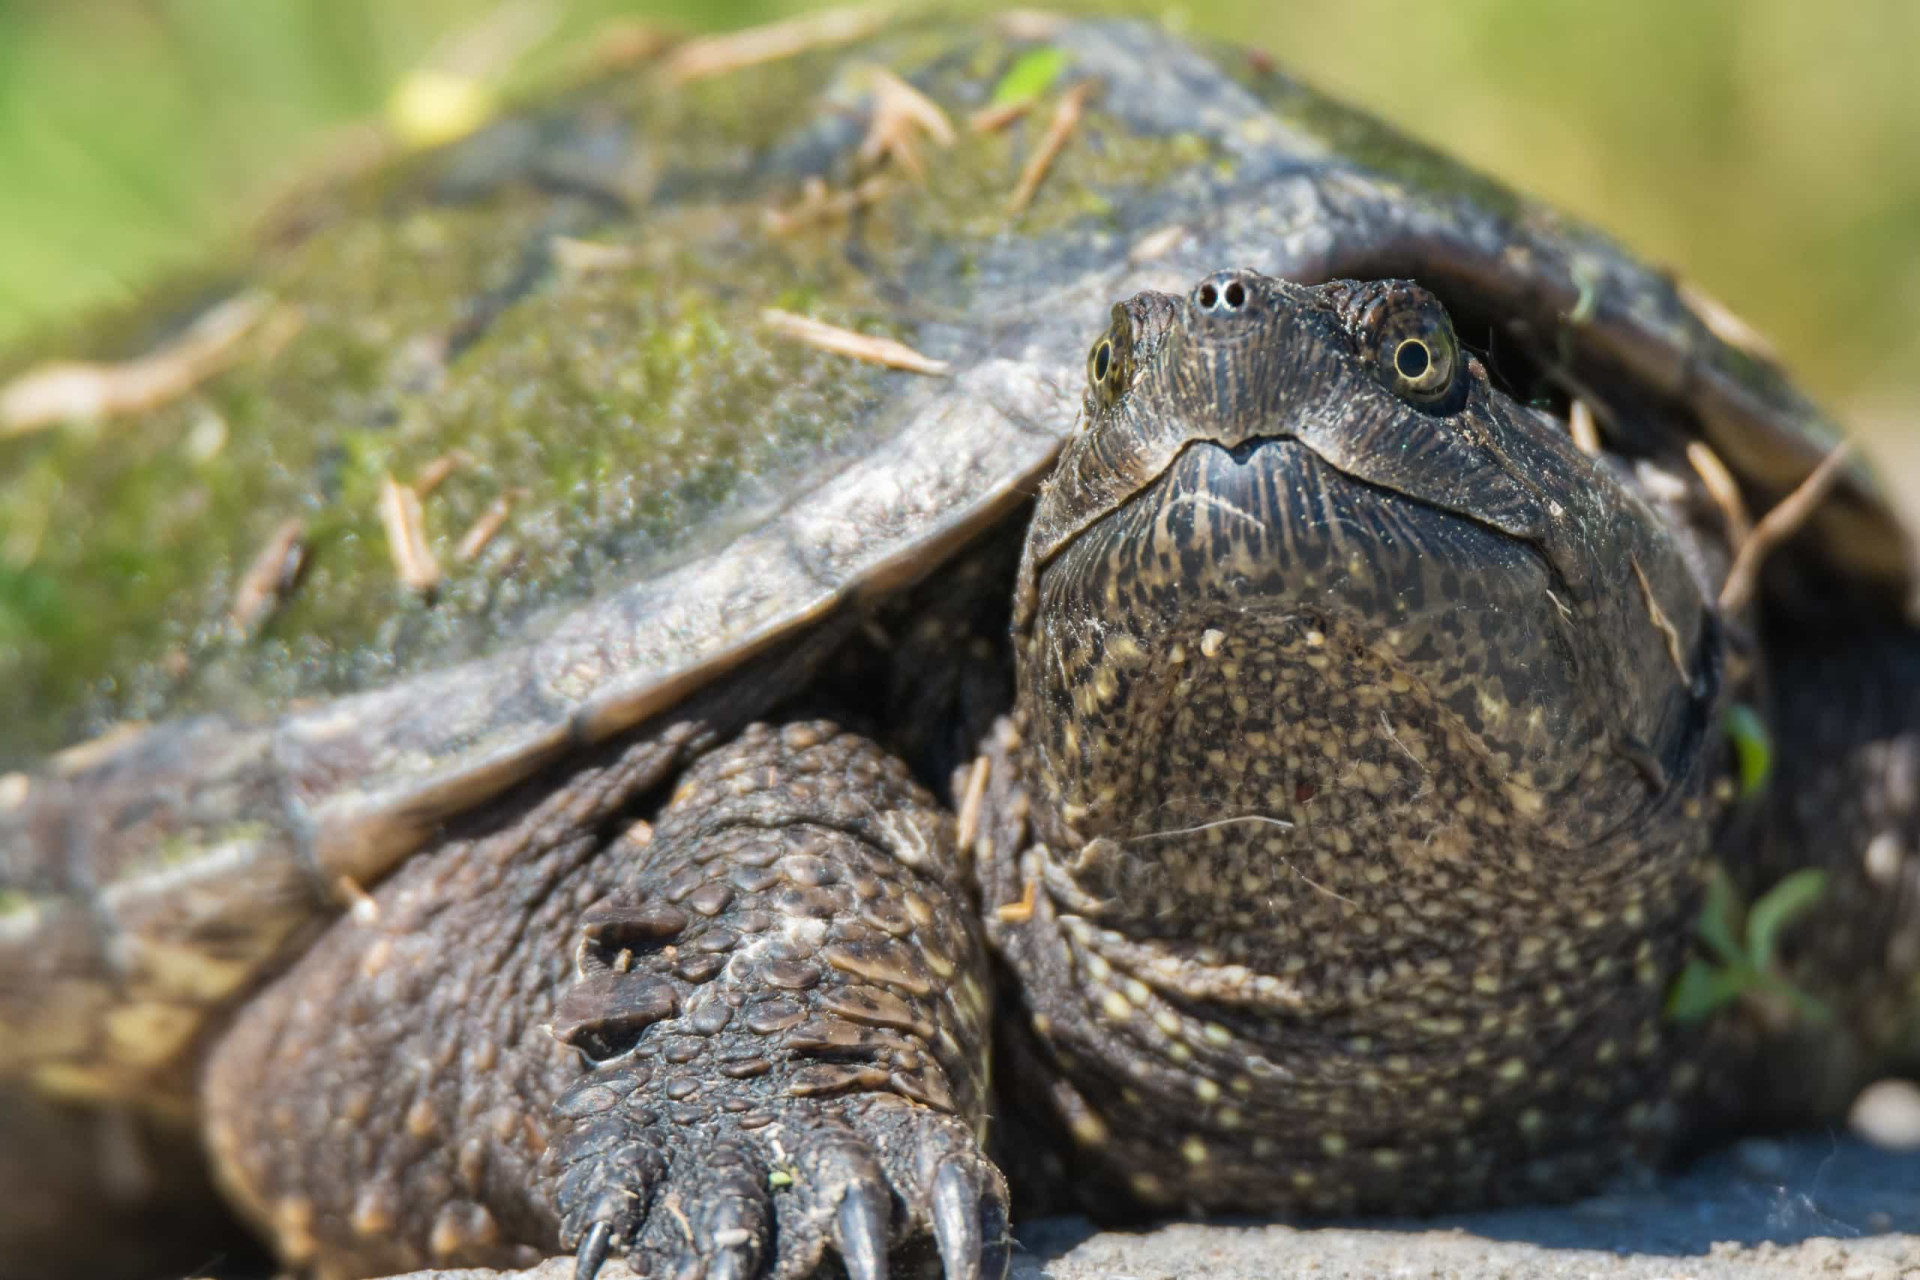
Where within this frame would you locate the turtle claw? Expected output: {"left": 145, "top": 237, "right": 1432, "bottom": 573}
{"left": 554, "top": 1122, "right": 665, "bottom": 1280}
{"left": 546, "top": 1091, "right": 1009, "bottom": 1280}
{"left": 929, "top": 1157, "right": 985, "bottom": 1280}
{"left": 572, "top": 1220, "right": 613, "bottom": 1280}
{"left": 687, "top": 1143, "right": 772, "bottom": 1280}
{"left": 979, "top": 1186, "right": 1013, "bottom": 1280}
{"left": 703, "top": 1245, "right": 757, "bottom": 1280}
{"left": 834, "top": 1176, "right": 892, "bottom": 1280}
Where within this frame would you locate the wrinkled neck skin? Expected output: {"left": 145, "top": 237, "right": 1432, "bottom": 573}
{"left": 992, "top": 276, "right": 1733, "bottom": 1212}
{"left": 1020, "top": 439, "right": 1720, "bottom": 949}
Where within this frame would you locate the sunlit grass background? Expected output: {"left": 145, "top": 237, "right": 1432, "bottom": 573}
{"left": 1, "top": 0, "right": 1914, "bottom": 466}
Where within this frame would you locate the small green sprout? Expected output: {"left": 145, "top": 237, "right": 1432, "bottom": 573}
{"left": 1666, "top": 865, "right": 1831, "bottom": 1026}
{"left": 1723, "top": 702, "right": 1773, "bottom": 800}
{"left": 990, "top": 47, "right": 1069, "bottom": 107}
{"left": 768, "top": 1165, "right": 798, "bottom": 1190}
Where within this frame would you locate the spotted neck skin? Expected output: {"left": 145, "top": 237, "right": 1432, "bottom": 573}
{"left": 995, "top": 271, "right": 1730, "bottom": 1213}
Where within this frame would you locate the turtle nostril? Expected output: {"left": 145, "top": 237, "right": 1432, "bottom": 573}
{"left": 1197, "top": 283, "right": 1219, "bottom": 309}
{"left": 1223, "top": 281, "right": 1245, "bottom": 309}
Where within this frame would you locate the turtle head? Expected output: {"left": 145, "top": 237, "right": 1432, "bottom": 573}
{"left": 1012, "top": 269, "right": 1723, "bottom": 953}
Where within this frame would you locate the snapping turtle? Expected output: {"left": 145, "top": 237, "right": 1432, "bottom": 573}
{"left": 3, "top": 13, "right": 1918, "bottom": 1280}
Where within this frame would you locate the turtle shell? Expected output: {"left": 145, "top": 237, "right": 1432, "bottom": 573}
{"left": 2, "top": 14, "right": 1913, "bottom": 1115}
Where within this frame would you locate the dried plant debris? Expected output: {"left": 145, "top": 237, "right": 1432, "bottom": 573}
{"left": 379, "top": 473, "right": 442, "bottom": 595}
{"left": 585, "top": 19, "right": 673, "bottom": 72}
{"left": 859, "top": 66, "right": 955, "bottom": 178}
{"left": 456, "top": 489, "right": 527, "bottom": 563}
{"left": 955, "top": 755, "right": 991, "bottom": 853}
{"left": 996, "top": 876, "right": 1039, "bottom": 923}
{"left": 1686, "top": 439, "right": 1754, "bottom": 547}
{"left": 1, "top": 292, "right": 269, "bottom": 435}
{"left": 665, "top": 7, "right": 888, "bottom": 84}
{"left": 1632, "top": 556, "right": 1690, "bottom": 680}
{"left": 969, "top": 98, "right": 1031, "bottom": 134}
{"left": 1008, "top": 80, "right": 1095, "bottom": 213}
{"left": 1679, "top": 280, "right": 1780, "bottom": 362}
{"left": 1568, "top": 398, "right": 1602, "bottom": 457}
{"left": 763, "top": 176, "right": 892, "bottom": 236}
{"left": 1128, "top": 223, "right": 1189, "bottom": 264}
{"left": 412, "top": 450, "right": 472, "bottom": 499}
{"left": 760, "top": 309, "right": 950, "bottom": 376}
{"left": 49, "top": 721, "right": 150, "bottom": 776}
{"left": 549, "top": 235, "right": 644, "bottom": 277}
{"left": 994, "top": 10, "right": 1067, "bottom": 40}
{"left": 1718, "top": 440, "right": 1856, "bottom": 615}
{"left": 252, "top": 304, "right": 308, "bottom": 365}
{"left": 228, "top": 518, "right": 308, "bottom": 635}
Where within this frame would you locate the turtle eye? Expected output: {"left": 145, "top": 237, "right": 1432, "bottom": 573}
{"left": 1371, "top": 298, "right": 1463, "bottom": 412}
{"left": 1087, "top": 303, "right": 1135, "bottom": 411}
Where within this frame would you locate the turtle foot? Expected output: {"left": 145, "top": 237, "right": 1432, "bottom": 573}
{"left": 542, "top": 722, "right": 1007, "bottom": 1280}
{"left": 549, "top": 1082, "right": 1008, "bottom": 1280}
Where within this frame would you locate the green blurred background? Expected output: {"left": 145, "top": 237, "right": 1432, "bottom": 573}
{"left": 1, "top": 0, "right": 1915, "bottom": 472}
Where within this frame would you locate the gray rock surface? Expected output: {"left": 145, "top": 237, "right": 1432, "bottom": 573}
{"left": 396, "top": 1133, "right": 1919, "bottom": 1280}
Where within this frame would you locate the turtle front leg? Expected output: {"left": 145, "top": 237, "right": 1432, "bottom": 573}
{"left": 543, "top": 722, "right": 1008, "bottom": 1280}
{"left": 202, "top": 720, "right": 1004, "bottom": 1280}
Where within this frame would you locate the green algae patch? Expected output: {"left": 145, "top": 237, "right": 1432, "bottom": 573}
{"left": 0, "top": 197, "right": 904, "bottom": 763}
{"left": 895, "top": 108, "right": 1209, "bottom": 245}
{"left": 0, "top": 17, "right": 1243, "bottom": 768}
{"left": 0, "top": 40, "right": 951, "bottom": 764}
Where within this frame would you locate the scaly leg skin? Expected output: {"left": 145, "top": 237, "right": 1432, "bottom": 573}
{"left": 203, "top": 721, "right": 1005, "bottom": 1280}
{"left": 542, "top": 722, "right": 1006, "bottom": 1280}
{"left": 203, "top": 727, "right": 702, "bottom": 1279}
